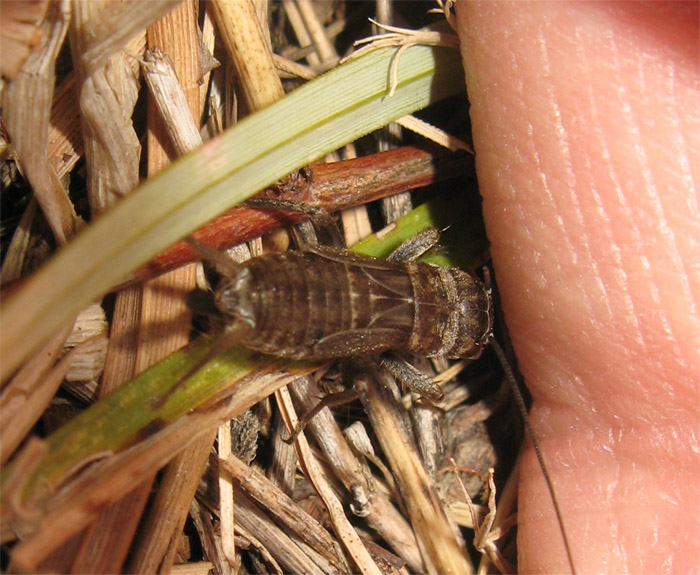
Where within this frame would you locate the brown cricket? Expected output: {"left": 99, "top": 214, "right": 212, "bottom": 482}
{"left": 188, "top": 215, "right": 493, "bottom": 400}
{"left": 214, "top": 245, "right": 493, "bottom": 364}
{"left": 187, "top": 202, "right": 576, "bottom": 573}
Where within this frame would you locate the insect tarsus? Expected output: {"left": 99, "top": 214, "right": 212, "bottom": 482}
{"left": 183, "top": 201, "right": 576, "bottom": 573}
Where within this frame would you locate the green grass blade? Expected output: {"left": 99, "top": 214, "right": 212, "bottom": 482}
{"left": 352, "top": 193, "right": 488, "bottom": 270}
{"left": 3, "top": 195, "right": 484, "bottom": 513}
{"left": 0, "top": 45, "right": 464, "bottom": 381}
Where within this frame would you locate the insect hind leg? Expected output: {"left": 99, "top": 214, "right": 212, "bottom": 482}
{"left": 380, "top": 352, "right": 444, "bottom": 401}
{"left": 243, "top": 197, "right": 345, "bottom": 248}
{"left": 386, "top": 227, "right": 441, "bottom": 263}
{"left": 283, "top": 386, "right": 359, "bottom": 444}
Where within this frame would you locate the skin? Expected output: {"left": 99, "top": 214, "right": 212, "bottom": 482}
{"left": 454, "top": 2, "right": 699, "bottom": 573}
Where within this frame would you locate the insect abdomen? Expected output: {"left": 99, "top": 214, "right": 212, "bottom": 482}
{"left": 214, "top": 250, "right": 492, "bottom": 360}
{"left": 216, "top": 251, "right": 416, "bottom": 358}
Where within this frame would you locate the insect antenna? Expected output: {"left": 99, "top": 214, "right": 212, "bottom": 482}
{"left": 488, "top": 335, "right": 577, "bottom": 575}
{"left": 185, "top": 236, "right": 242, "bottom": 277}
{"left": 243, "top": 197, "right": 346, "bottom": 248}
{"left": 153, "top": 324, "right": 250, "bottom": 409}
{"left": 152, "top": 237, "right": 250, "bottom": 408}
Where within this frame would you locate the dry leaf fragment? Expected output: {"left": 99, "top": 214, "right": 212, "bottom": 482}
{"left": 0, "top": 0, "right": 48, "bottom": 79}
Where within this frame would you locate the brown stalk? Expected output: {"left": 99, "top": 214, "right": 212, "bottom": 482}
{"left": 32, "top": 0, "right": 149, "bottom": 571}
{"left": 233, "top": 488, "right": 340, "bottom": 573}
{"left": 0, "top": 70, "right": 84, "bottom": 278}
{"left": 373, "top": 3, "right": 414, "bottom": 226}
{"left": 72, "top": 0, "right": 179, "bottom": 75}
{"left": 210, "top": 0, "right": 284, "bottom": 111}
{"left": 0, "top": 197, "right": 39, "bottom": 283}
{"left": 60, "top": 304, "right": 109, "bottom": 402}
{"left": 223, "top": 453, "right": 350, "bottom": 573}
{"left": 0, "top": 318, "right": 75, "bottom": 464}
{"left": 127, "top": 146, "right": 472, "bottom": 286}
{"left": 47, "top": 75, "right": 82, "bottom": 179}
{"left": 126, "top": 13, "right": 208, "bottom": 570}
{"left": 68, "top": 0, "right": 143, "bottom": 214}
{"left": 296, "top": 1, "right": 371, "bottom": 245}
{"left": 205, "top": 2, "right": 292, "bottom": 571}
{"left": 0, "top": 0, "right": 47, "bottom": 79}
{"left": 267, "top": 410, "right": 298, "bottom": 494}
{"left": 8, "top": 362, "right": 314, "bottom": 572}
{"left": 282, "top": 0, "right": 321, "bottom": 68}
{"left": 190, "top": 498, "right": 233, "bottom": 575}
{"left": 275, "top": 386, "right": 383, "bottom": 575}
{"left": 351, "top": 359, "right": 474, "bottom": 575}
{"left": 1, "top": 4, "right": 498, "bottom": 573}
{"left": 3, "top": 0, "right": 80, "bottom": 245}
{"left": 288, "top": 375, "right": 425, "bottom": 571}
{"left": 68, "top": 2, "right": 204, "bottom": 573}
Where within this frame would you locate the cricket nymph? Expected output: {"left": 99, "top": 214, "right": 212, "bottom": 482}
{"left": 213, "top": 245, "right": 493, "bottom": 361}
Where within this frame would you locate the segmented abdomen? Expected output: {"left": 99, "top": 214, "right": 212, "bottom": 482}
{"left": 237, "top": 251, "right": 415, "bottom": 358}
{"left": 214, "top": 249, "right": 491, "bottom": 360}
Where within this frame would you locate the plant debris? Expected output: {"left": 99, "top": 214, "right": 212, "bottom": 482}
{"left": 0, "top": 2, "right": 523, "bottom": 573}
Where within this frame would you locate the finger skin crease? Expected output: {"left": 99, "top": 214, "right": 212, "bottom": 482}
{"left": 455, "top": 2, "right": 699, "bottom": 572}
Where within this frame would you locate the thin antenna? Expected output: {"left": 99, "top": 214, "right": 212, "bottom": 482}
{"left": 153, "top": 324, "right": 250, "bottom": 409}
{"left": 185, "top": 236, "right": 242, "bottom": 276}
{"left": 489, "top": 335, "right": 577, "bottom": 575}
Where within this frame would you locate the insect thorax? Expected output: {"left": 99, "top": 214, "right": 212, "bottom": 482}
{"left": 406, "top": 263, "right": 493, "bottom": 359}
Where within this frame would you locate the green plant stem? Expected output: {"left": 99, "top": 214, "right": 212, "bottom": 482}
{"left": 0, "top": 45, "right": 465, "bottom": 382}
{"left": 1, "top": 194, "right": 486, "bottom": 532}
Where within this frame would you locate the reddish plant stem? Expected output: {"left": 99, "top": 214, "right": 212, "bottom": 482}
{"left": 126, "top": 146, "right": 472, "bottom": 286}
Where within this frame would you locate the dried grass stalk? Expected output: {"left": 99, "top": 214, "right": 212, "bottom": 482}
{"left": 352, "top": 360, "right": 474, "bottom": 574}
{"left": 72, "top": 2, "right": 205, "bottom": 572}
{"left": 0, "top": 318, "right": 75, "bottom": 464}
{"left": 47, "top": 75, "right": 82, "bottom": 178}
{"left": 210, "top": 0, "right": 284, "bottom": 111}
{"left": 71, "top": 0, "right": 178, "bottom": 74}
{"left": 288, "top": 375, "right": 425, "bottom": 572}
{"left": 3, "top": 0, "right": 80, "bottom": 244}
{"left": 0, "top": 3, "right": 501, "bottom": 573}
{"left": 223, "top": 453, "right": 350, "bottom": 573}
{"left": 69, "top": 0, "right": 142, "bottom": 213}
{"left": 6, "top": 360, "right": 313, "bottom": 571}
{"left": 276, "top": 385, "right": 383, "bottom": 575}
{"left": 0, "top": 0, "right": 48, "bottom": 79}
